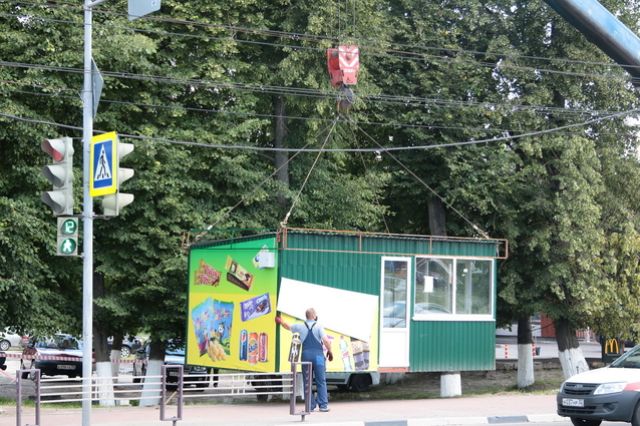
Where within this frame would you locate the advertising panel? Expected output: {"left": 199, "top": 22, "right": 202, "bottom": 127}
{"left": 276, "top": 277, "right": 379, "bottom": 373}
{"left": 276, "top": 313, "right": 379, "bottom": 373}
{"left": 187, "top": 237, "right": 278, "bottom": 372}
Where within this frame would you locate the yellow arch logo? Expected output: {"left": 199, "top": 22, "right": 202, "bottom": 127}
{"left": 604, "top": 338, "right": 619, "bottom": 354}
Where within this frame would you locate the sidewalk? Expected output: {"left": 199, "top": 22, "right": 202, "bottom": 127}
{"left": 1, "top": 394, "right": 564, "bottom": 426}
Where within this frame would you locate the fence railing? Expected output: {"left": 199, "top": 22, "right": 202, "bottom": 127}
{"left": 16, "top": 362, "right": 313, "bottom": 426}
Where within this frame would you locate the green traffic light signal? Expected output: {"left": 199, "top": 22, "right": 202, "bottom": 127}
{"left": 57, "top": 217, "right": 78, "bottom": 256}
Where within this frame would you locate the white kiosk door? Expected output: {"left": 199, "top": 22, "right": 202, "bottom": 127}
{"left": 379, "top": 256, "right": 411, "bottom": 368}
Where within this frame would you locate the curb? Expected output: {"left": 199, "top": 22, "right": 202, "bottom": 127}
{"left": 275, "top": 414, "right": 566, "bottom": 426}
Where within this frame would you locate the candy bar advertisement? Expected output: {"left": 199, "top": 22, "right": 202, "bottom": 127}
{"left": 187, "top": 237, "right": 278, "bottom": 372}
{"left": 276, "top": 313, "right": 379, "bottom": 373}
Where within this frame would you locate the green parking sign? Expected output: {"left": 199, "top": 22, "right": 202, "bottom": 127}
{"left": 57, "top": 217, "right": 78, "bottom": 256}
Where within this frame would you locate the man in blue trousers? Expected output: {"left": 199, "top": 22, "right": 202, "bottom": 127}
{"left": 277, "top": 308, "right": 333, "bottom": 412}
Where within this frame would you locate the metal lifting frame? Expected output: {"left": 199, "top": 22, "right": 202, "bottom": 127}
{"left": 544, "top": 0, "right": 640, "bottom": 84}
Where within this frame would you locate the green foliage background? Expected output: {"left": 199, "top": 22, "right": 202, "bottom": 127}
{"left": 2, "top": 0, "right": 640, "bottom": 347}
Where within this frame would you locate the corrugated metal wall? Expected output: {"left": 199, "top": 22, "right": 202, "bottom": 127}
{"left": 279, "top": 245, "right": 380, "bottom": 295}
{"left": 408, "top": 321, "right": 496, "bottom": 371}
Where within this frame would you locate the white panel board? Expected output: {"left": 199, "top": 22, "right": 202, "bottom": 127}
{"left": 379, "top": 330, "right": 409, "bottom": 367}
{"left": 277, "top": 277, "right": 378, "bottom": 342}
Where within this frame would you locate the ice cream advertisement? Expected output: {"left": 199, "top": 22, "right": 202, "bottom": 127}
{"left": 187, "top": 237, "right": 278, "bottom": 372}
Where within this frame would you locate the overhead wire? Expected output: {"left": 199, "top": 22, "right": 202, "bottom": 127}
{"left": 0, "top": 60, "right": 630, "bottom": 117}
{"left": 3, "top": 0, "right": 639, "bottom": 237}
{"left": 2, "top": 2, "right": 639, "bottom": 143}
{"left": 1, "top": 106, "right": 635, "bottom": 153}
{"left": 6, "top": 82, "right": 635, "bottom": 141}
{"left": 4, "top": 80, "right": 637, "bottom": 142}
{"left": 4, "top": 0, "right": 638, "bottom": 73}
{"left": 4, "top": 6, "right": 636, "bottom": 113}
{"left": 1, "top": 4, "right": 638, "bottom": 87}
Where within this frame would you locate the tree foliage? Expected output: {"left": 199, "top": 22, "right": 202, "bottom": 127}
{"left": 2, "top": 0, "right": 640, "bottom": 352}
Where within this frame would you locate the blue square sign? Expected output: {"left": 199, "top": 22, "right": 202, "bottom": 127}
{"left": 90, "top": 132, "right": 118, "bottom": 197}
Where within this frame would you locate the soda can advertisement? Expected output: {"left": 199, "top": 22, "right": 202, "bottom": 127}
{"left": 248, "top": 332, "right": 259, "bottom": 364}
{"left": 239, "top": 330, "right": 248, "bottom": 361}
{"left": 259, "top": 332, "right": 268, "bottom": 362}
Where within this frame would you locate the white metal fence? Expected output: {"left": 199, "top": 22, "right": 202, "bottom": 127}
{"left": 16, "top": 362, "right": 313, "bottom": 426}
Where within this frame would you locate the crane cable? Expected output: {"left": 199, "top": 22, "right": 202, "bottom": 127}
{"left": 189, "top": 119, "right": 341, "bottom": 246}
{"left": 347, "top": 121, "right": 391, "bottom": 233}
{"left": 280, "top": 118, "right": 338, "bottom": 227}
{"left": 347, "top": 116, "right": 491, "bottom": 240}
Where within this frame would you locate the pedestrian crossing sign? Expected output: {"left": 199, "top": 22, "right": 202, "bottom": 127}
{"left": 90, "top": 132, "right": 118, "bottom": 197}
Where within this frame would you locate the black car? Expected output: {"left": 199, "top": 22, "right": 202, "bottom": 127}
{"left": 20, "top": 334, "right": 83, "bottom": 379}
{"left": 133, "top": 340, "right": 208, "bottom": 389}
{"left": 0, "top": 351, "right": 6, "bottom": 371}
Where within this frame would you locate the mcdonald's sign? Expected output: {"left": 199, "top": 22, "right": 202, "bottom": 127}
{"left": 604, "top": 338, "right": 619, "bottom": 355}
{"left": 602, "top": 337, "right": 623, "bottom": 363}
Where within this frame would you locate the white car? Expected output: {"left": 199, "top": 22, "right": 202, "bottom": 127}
{"left": 0, "top": 329, "right": 26, "bottom": 351}
{"left": 557, "top": 345, "right": 640, "bottom": 426}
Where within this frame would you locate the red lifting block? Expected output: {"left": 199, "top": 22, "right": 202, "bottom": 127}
{"left": 326, "top": 45, "right": 360, "bottom": 88}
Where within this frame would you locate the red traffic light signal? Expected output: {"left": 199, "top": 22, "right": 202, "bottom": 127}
{"left": 42, "top": 138, "right": 66, "bottom": 162}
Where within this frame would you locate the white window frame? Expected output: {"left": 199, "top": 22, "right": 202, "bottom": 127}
{"left": 412, "top": 255, "right": 494, "bottom": 322}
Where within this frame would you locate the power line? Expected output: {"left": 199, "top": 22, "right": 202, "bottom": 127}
{"left": 5, "top": 82, "right": 631, "bottom": 136}
{"left": 5, "top": 0, "right": 636, "bottom": 74}
{"left": 2, "top": 3, "right": 638, "bottom": 87}
{"left": 1, "top": 107, "right": 635, "bottom": 153}
{"left": 0, "top": 60, "right": 630, "bottom": 117}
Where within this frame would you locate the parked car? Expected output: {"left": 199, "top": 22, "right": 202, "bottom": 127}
{"left": 20, "top": 334, "right": 83, "bottom": 379}
{"left": 557, "top": 344, "right": 640, "bottom": 426}
{"left": 0, "top": 351, "right": 6, "bottom": 371}
{"left": 0, "top": 329, "right": 28, "bottom": 351}
{"left": 107, "top": 335, "right": 143, "bottom": 358}
{"left": 133, "top": 340, "right": 208, "bottom": 388}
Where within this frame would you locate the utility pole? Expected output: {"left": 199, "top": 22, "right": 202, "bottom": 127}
{"left": 80, "top": 1, "right": 159, "bottom": 424}
{"left": 81, "top": 1, "right": 94, "bottom": 424}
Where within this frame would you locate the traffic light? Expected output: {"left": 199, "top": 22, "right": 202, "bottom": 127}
{"left": 41, "top": 137, "right": 74, "bottom": 216}
{"left": 57, "top": 217, "right": 78, "bottom": 256}
{"left": 102, "top": 141, "right": 134, "bottom": 216}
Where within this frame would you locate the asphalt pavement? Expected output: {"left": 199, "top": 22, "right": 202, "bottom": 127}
{"left": 1, "top": 394, "right": 564, "bottom": 426}
{"left": 0, "top": 337, "right": 604, "bottom": 426}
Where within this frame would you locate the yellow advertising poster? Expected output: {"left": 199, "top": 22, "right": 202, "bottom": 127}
{"left": 186, "top": 237, "right": 278, "bottom": 372}
{"left": 277, "top": 313, "right": 379, "bottom": 373}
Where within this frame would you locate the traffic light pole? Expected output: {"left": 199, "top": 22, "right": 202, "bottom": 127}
{"left": 82, "top": 1, "right": 94, "bottom": 425}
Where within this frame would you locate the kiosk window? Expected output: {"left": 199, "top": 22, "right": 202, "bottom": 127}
{"left": 456, "top": 259, "right": 491, "bottom": 315}
{"left": 414, "top": 256, "right": 493, "bottom": 318}
{"left": 415, "top": 258, "right": 453, "bottom": 314}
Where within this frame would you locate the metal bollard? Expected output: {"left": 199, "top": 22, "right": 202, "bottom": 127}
{"left": 16, "top": 369, "right": 40, "bottom": 426}
{"left": 289, "top": 361, "right": 311, "bottom": 421}
{"left": 160, "top": 365, "right": 183, "bottom": 426}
